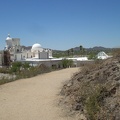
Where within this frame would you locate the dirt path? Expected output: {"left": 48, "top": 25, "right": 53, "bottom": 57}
{"left": 0, "top": 68, "right": 79, "bottom": 120}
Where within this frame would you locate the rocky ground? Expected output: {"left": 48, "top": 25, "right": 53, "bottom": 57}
{"left": 60, "top": 55, "right": 120, "bottom": 120}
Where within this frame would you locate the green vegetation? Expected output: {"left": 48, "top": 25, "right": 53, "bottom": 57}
{"left": 53, "top": 46, "right": 113, "bottom": 59}
{"left": 0, "top": 59, "right": 74, "bottom": 85}
{"left": 10, "top": 62, "right": 30, "bottom": 73}
{"left": 0, "top": 76, "right": 16, "bottom": 85}
{"left": 0, "top": 62, "right": 51, "bottom": 85}
{"left": 85, "top": 86, "right": 102, "bottom": 120}
{"left": 61, "top": 59, "right": 73, "bottom": 68}
{"left": 0, "top": 67, "right": 10, "bottom": 74}
{"left": 88, "top": 52, "right": 97, "bottom": 60}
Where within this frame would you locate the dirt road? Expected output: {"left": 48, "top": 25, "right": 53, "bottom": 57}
{"left": 0, "top": 68, "right": 79, "bottom": 120}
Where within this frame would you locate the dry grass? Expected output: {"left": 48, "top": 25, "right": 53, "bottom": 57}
{"left": 0, "top": 64, "right": 51, "bottom": 85}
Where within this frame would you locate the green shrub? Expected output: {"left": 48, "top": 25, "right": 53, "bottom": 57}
{"left": 10, "top": 62, "right": 22, "bottom": 73}
{"left": 0, "top": 63, "right": 51, "bottom": 85}
{"left": 22, "top": 62, "right": 30, "bottom": 69}
{"left": 0, "top": 67, "right": 9, "bottom": 74}
{"left": 61, "top": 59, "right": 73, "bottom": 68}
{"left": 85, "top": 88, "right": 101, "bottom": 120}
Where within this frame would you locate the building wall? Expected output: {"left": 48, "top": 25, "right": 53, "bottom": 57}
{"left": 34, "top": 52, "right": 39, "bottom": 58}
{"left": 21, "top": 60, "right": 62, "bottom": 68}
{"left": 13, "top": 51, "right": 50, "bottom": 61}
{"left": 14, "top": 52, "right": 34, "bottom": 61}
{"left": 40, "top": 52, "right": 48, "bottom": 59}
{"left": 48, "top": 50, "right": 52, "bottom": 58}
{"left": 0, "top": 53, "right": 2, "bottom": 66}
{"left": 12, "top": 38, "right": 20, "bottom": 46}
{"left": 34, "top": 52, "right": 49, "bottom": 59}
{"left": 14, "top": 53, "right": 22, "bottom": 61}
{"left": 6, "top": 39, "right": 12, "bottom": 48}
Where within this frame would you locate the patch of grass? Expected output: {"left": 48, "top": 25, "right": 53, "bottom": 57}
{"left": 0, "top": 76, "right": 16, "bottom": 85}
{"left": 0, "top": 67, "right": 10, "bottom": 74}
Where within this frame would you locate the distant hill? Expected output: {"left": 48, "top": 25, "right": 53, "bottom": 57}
{"left": 53, "top": 46, "right": 113, "bottom": 53}
{"left": 52, "top": 46, "right": 114, "bottom": 57}
{"left": 73, "top": 46, "right": 113, "bottom": 51}
{"left": 21, "top": 45, "right": 113, "bottom": 54}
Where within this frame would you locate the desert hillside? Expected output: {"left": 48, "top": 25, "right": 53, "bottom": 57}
{"left": 60, "top": 50, "right": 120, "bottom": 120}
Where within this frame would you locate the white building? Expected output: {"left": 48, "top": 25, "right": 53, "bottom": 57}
{"left": 5, "top": 34, "right": 52, "bottom": 61}
{"left": 97, "top": 51, "right": 111, "bottom": 59}
{"left": 1, "top": 34, "right": 91, "bottom": 67}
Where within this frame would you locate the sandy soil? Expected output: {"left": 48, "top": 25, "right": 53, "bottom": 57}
{"left": 0, "top": 68, "right": 79, "bottom": 120}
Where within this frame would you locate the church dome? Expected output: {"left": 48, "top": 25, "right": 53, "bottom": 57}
{"left": 31, "top": 43, "right": 43, "bottom": 52}
{"left": 6, "top": 34, "right": 12, "bottom": 40}
{"left": 32, "top": 43, "right": 41, "bottom": 49}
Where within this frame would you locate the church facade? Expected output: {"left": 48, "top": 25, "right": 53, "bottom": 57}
{"left": 5, "top": 34, "right": 52, "bottom": 61}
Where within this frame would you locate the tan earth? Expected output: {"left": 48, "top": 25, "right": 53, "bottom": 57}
{"left": 0, "top": 68, "right": 79, "bottom": 120}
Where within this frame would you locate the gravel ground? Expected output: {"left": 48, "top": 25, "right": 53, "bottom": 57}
{"left": 0, "top": 68, "right": 79, "bottom": 120}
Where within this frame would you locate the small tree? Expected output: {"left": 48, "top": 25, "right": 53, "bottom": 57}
{"left": 10, "top": 62, "right": 22, "bottom": 73}
{"left": 61, "top": 59, "right": 73, "bottom": 68}
{"left": 80, "top": 45, "right": 83, "bottom": 56}
{"left": 88, "top": 53, "right": 96, "bottom": 60}
{"left": 67, "top": 50, "right": 70, "bottom": 56}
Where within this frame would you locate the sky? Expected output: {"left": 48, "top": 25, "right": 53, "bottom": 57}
{"left": 0, "top": 0, "right": 120, "bottom": 50}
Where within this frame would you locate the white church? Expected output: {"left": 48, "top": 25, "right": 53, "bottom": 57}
{"left": 0, "top": 34, "right": 91, "bottom": 67}
{"left": 5, "top": 34, "right": 52, "bottom": 61}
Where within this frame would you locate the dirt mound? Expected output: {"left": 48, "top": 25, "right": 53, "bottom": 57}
{"left": 60, "top": 57, "right": 120, "bottom": 120}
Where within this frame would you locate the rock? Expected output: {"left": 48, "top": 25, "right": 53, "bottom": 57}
{"left": 73, "top": 103, "right": 82, "bottom": 111}
{"left": 67, "top": 82, "right": 72, "bottom": 87}
{"left": 78, "top": 114, "right": 87, "bottom": 120}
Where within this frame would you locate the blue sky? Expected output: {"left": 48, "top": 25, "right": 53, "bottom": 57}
{"left": 0, "top": 0, "right": 120, "bottom": 50}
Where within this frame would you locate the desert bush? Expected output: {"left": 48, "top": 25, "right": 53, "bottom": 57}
{"left": 10, "top": 61, "right": 22, "bottom": 73}
{"left": 0, "top": 67, "right": 9, "bottom": 74}
{"left": 61, "top": 59, "right": 73, "bottom": 68}
{"left": 85, "top": 85, "right": 104, "bottom": 120}
{"left": 15, "top": 64, "right": 51, "bottom": 79}
{"left": 9, "top": 62, "right": 30, "bottom": 73}
{"left": 0, "top": 63, "right": 51, "bottom": 85}
{"left": 81, "top": 61, "right": 101, "bottom": 74}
